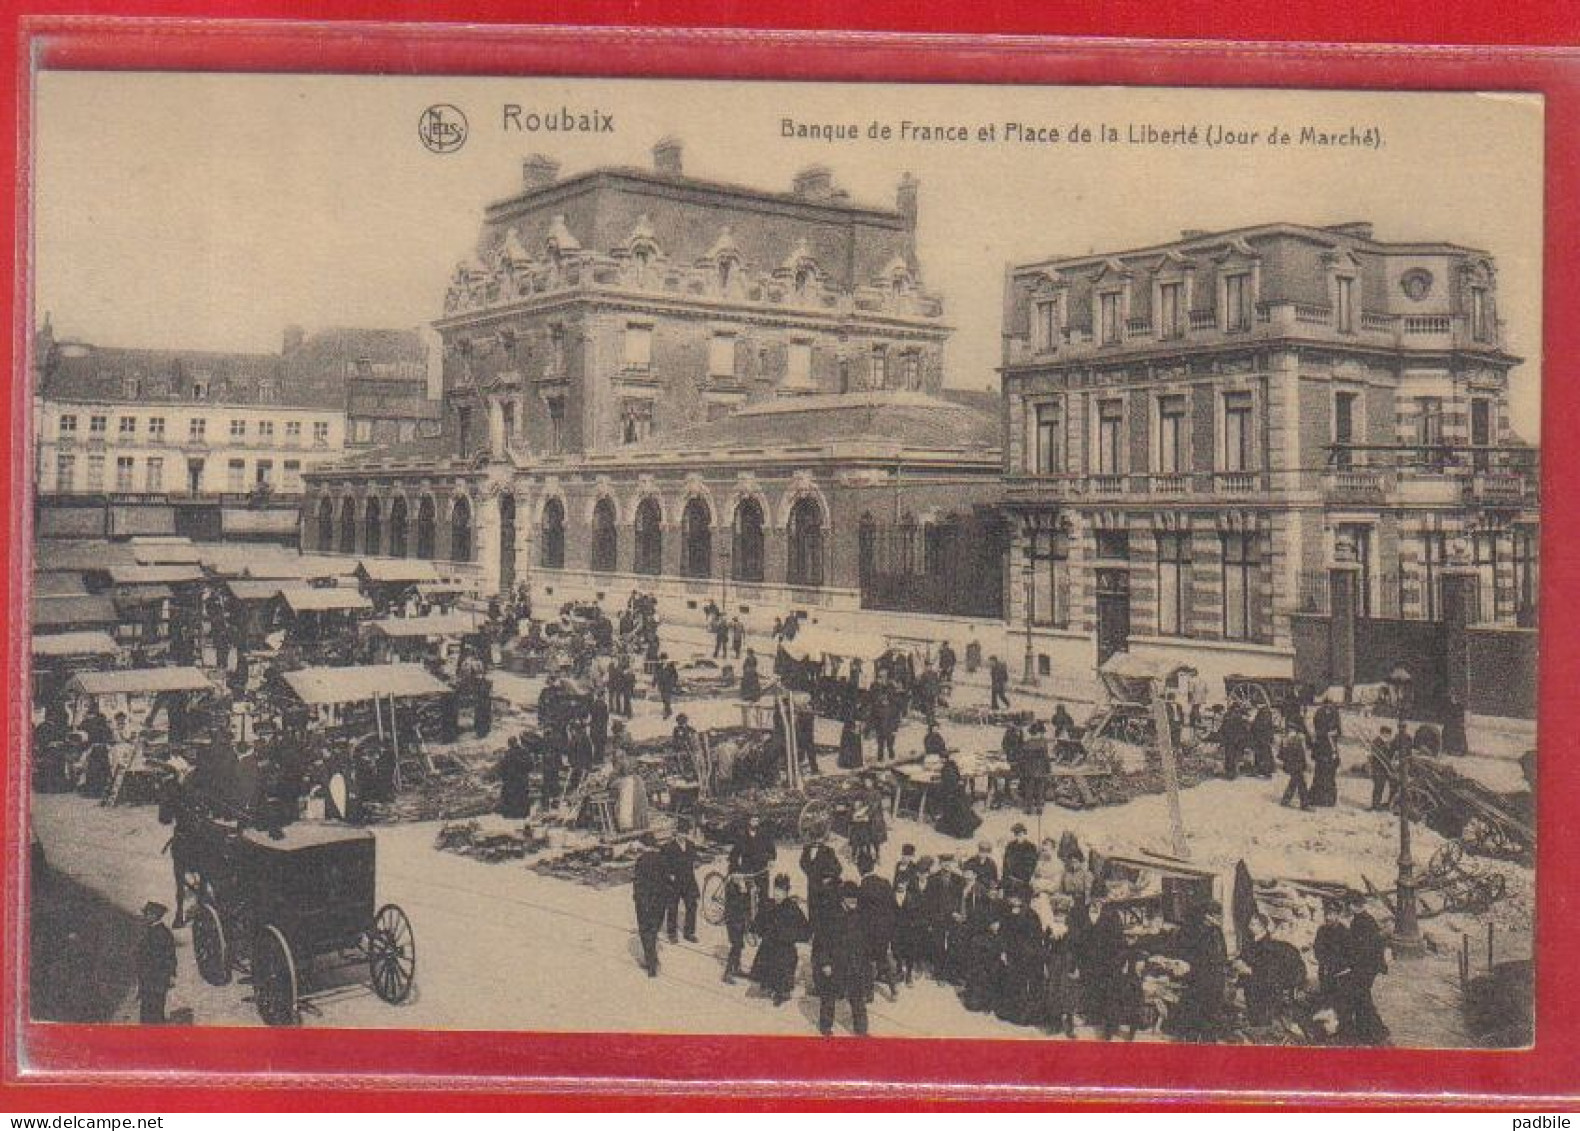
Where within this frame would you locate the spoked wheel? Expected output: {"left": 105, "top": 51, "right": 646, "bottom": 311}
{"left": 253, "top": 924, "right": 300, "bottom": 1027}
{"left": 700, "top": 871, "right": 728, "bottom": 927}
{"left": 367, "top": 903, "right": 416, "bottom": 1005}
{"left": 192, "top": 900, "right": 231, "bottom": 986}
{"left": 798, "top": 799, "right": 833, "bottom": 843}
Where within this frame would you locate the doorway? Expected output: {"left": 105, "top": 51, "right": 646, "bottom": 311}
{"left": 1095, "top": 568, "right": 1131, "bottom": 666}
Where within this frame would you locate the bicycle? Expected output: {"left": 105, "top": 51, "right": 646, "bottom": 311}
{"left": 701, "top": 867, "right": 768, "bottom": 943}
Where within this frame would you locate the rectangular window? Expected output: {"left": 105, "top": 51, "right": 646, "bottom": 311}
{"left": 623, "top": 323, "right": 653, "bottom": 369}
{"left": 547, "top": 397, "right": 566, "bottom": 454}
{"left": 118, "top": 416, "right": 136, "bottom": 438}
{"left": 1513, "top": 524, "right": 1538, "bottom": 626}
{"left": 1095, "top": 530, "right": 1130, "bottom": 561}
{"left": 255, "top": 459, "right": 274, "bottom": 486}
{"left": 1335, "top": 276, "right": 1356, "bottom": 333}
{"left": 227, "top": 459, "right": 245, "bottom": 491}
{"left": 55, "top": 453, "right": 75, "bottom": 492}
{"left": 259, "top": 379, "right": 275, "bottom": 402}
{"left": 901, "top": 351, "right": 921, "bottom": 390}
{"left": 86, "top": 454, "right": 105, "bottom": 491}
{"left": 550, "top": 325, "right": 566, "bottom": 374}
{"left": 192, "top": 380, "right": 208, "bottom": 400}
{"left": 352, "top": 420, "right": 373, "bottom": 444}
{"left": 1099, "top": 292, "right": 1122, "bottom": 344}
{"left": 708, "top": 333, "right": 737, "bottom": 379}
{"left": 1417, "top": 396, "right": 1445, "bottom": 470}
{"left": 1158, "top": 282, "right": 1183, "bottom": 339}
{"left": 1157, "top": 532, "right": 1191, "bottom": 636}
{"left": 229, "top": 418, "right": 246, "bottom": 440}
{"left": 89, "top": 414, "right": 107, "bottom": 438}
{"left": 188, "top": 418, "right": 207, "bottom": 442}
{"left": 1036, "top": 298, "right": 1059, "bottom": 351}
{"left": 122, "top": 375, "right": 140, "bottom": 399}
{"left": 1333, "top": 390, "right": 1359, "bottom": 470}
{"left": 58, "top": 414, "right": 77, "bottom": 439}
{"left": 1029, "top": 530, "right": 1069, "bottom": 628}
{"left": 786, "top": 341, "right": 813, "bottom": 387}
{"left": 1338, "top": 523, "right": 1374, "bottom": 618}
{"left": 312, "top": 421, "right": 329, "bottom": 447}
{"left": 145, "top": 457, "right": 163, "bottom": 493}
{"left": 257, "top": 420, "right": 275, "bottom": 442}
{"left": 1222, "top": 532, "right": 1257, "bottom": 640}
{"left": 1033, "top": 401, "right": 1062, "bottom": 475}
{"left": 397, "top": 420, "right": 416, "bottom": 443}
{"left": 456, "top": 407, "right": 472, "bottom": 457}
{"left": 1421, "top": 531, "right": 1447, "bottom": 621}
{"left": 282, "top": 459, "right": 302, "bottom": 492}
{"left": 1474, "top": 532, "right": 1499, "bottom": 623}
{"left": 1223, "top": 391, "right": 1254, "bottom": 472}
{"left": 148, "top": 416, "right": 165, "bottom": 442}
{"left": 285, "top": 421, "right": 302, "bottom": 445}
{"left": 1223, "top": 273, "right": 1252, "bottom": 332}
{"left": 1470, "top": 286, "right": 1491, "bottom": 341}
{"left": 1097, "top": 398, "right": 1124, "bottom": 474}
{"left": 1157, "top": 394, "right": 1187, "bottom": 473}
{"left": 115, "top": 456, "right": 135, "bottom": 491}
{"left": 871, "top": 346, "right": 889, "bottom": 389}
{"left": 1470, "top": 397, "right": 1493, "bottom": 472}
{"left": 621, "top": 400, "right": 654, "bottom": 445}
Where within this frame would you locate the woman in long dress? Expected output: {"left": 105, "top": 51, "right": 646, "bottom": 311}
{"left": 932, "top": 752, "right": 982, "bottom": 839}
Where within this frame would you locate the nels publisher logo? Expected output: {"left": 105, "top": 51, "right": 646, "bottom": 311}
{"left": 418, "top": 104, "right": 468, "bottom": 154}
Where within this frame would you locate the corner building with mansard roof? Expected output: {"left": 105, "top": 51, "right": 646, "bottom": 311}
{"left": 303, "top": 140, "right": 1009, "bottom": 640}
{"left": 1001, "top": 222, "right": 1538, "bottom": 707}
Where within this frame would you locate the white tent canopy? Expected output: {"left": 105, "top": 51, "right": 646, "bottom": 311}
{"left": 778, "top": 625, "right": 893, "bottom": 663}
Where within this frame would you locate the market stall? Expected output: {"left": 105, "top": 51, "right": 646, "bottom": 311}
{"left": 276, "top": 585, "right": 374, "bottom": 643}
{"left": 66, "top": 666, "right": 218, "bottom": 803}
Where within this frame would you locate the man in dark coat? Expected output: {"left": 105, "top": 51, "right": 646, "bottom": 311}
{"left": 663, "top": 821, "right": 702, "bottom": 944}
{"left": 565, "top": 721, "right": 594, "bottom": 795}
{"left": 1278, "top": 730, "right": 1311, "bottom": 809}
{"left": 1340, "top": 905, "right": 1391, "bottom": 1045}
{"left": 1219, "top": 704, "right": 1246, "bottom": 780}
{"left": 959, "top": 888, "right": 1004, "bottom": 1013}
{"left": 1020, "top": 727, "right": 1051, "bottom": 815}
{"left": 964, "top": 840, "right": 999, "bottom": 890}
{"left": 721, "top": 871, "right": 754, "bottom": 984}
{"left": 1002, "top": 823, "right": 1039, "bottom": 895}
{"left": 740, "top": 650, "right": 762, "bottom": 702}
{"left": 989, "top": 655, "right": 1011, "bottom": 711}
{"left": 655, "top": 655, "right": 679, "bottom": 719}
{"left": 496, "top": 737, "right": 532, "bottom": 819}
{"left": 995, "top": 889, "right": 1046, "bottom": 1026}
{"left": 1368, "top": 727, "right": 1398, "bottom": 811}
{"left": 1168, "top": 902, "right": 1229, "bottom": 1043}
{"left": 749, "top": 874, "right": 809, "bottom": 1005}
{"left": 813, "top": 882, "right": 872, "bottom": 1036}
{"left": 631, "top": 835, "right": 673, "bottom": 977}
{"left": 136, "top": 901, "right": 177, "bottom": 1024}
{"left": 728, "top": 814, "right": 777, "bottom": 909}
{"left": 938, "top": 640, "right": 957, "bottom": 686}
{"left": 800, "top": 832, "right": 843, "bottom": 932}
{"left": 730, "top": 616, "right": 745, "bottom": 659}
{"left": 588, "top": 694, "right": 610, "bottom": 764}
{"left": 1313, "top": 899, "right": 1351, "bottom": 1005}
{"left": 1237, "top": 916, "right": 1308, "bottom": 1027}
{"left": 1309, "top": 702, "right": 1342, "bottom": 808}
{"left": 856, "top": 858, "right": 899, "bottom": 998}
{"left": 1051, "top": 703, "right": 1078, "bottom": 741}
{"left": 1250, "top": 707, "right": 1277, "bottom": 777}
{"left": 1441, "top": 695, "right": 1469, "bottom": 757}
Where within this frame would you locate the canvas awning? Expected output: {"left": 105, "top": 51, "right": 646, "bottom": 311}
{"left": 132, "top": 543, "right": 204, "bottom": 565}
{"left": 33, "top": 572, "right": 88, "bottom": 597}
{"left": 32, "top": 631, "right": 120, "bottom": 658}
{"left": 279, "top": 587, "right": 373, "bottom": 613}
{"left": 778, "top": 626, "right": 893, "bottom": 663}
{"left": 282, "top": 663, "right": 449, "bottom": 706}
{"left": 34, "top": 541, "right": 137, "bottom": 573}
{"left": 107, "top": 565, "right": 204, "bottom": 586}
{"left": 32, "top": 595, "right": 119, "bottom": 629}
{"left": 226, "top": 580, "right": 285, "bottom": 602}
{"left": 357, "top": 558, "right": 444, "bottom": 584}
{"left": 113, "top": 584, "right": 174, "bottom": 605}
{"left": 371, "top": 612, "right": 479, "bottom": 638}
{"left": 69, "top": 666, "right": 212, "bottom": 697}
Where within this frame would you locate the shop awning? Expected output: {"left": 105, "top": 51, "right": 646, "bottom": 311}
{"left": 779, "top": 625, "right": 893, "bottom": 663}
{"left": 107, "top": 565, "right": 204, "bottom": 586}
{"left": 357, "top": 558, "right": 444, "bottom": 584}
{"left": 371, "top": 612, "right": 480, "bottom": 638}
{"left": 69, "top": 666, "right": 213, "bottom": 697}
{"left": 283, "top": 663, "right": 449, "bottom": 705}
{"left": 227, "top": 580, "right": 285, "bottom": 602}
{"left": 32, "top": 595, "right": 119, "bottom": 629}
{"left": 279, "top": 587, "right": 373, "bottom": 613}
{"left": 32, "top": 631, "right": 120, "bottom": 658}
{"left": 132, "top": 543, "right": 204, "bottom": 565}
{"left": 33, "top": 572, "right": 88, "bottom": 597}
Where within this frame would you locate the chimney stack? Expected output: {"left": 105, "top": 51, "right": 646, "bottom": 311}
{"left": 521, "top": 154, "right": 561, "bottom": 190}
{"left": 652, "top": 136, "right": 684, "bottom": 176}
{"left": 896, "top": 173, "right": 919, "bottom": 223}
{"left": 792, "top": 165, "right": 834, "bottom": 200}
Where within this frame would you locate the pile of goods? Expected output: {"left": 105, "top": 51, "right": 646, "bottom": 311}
{"left": 527, "top": 834, "right": 724, "bottom": 890}
{"left": 942, "top": 706, "right": 1036, "bottom": 728}
{"left": 362, "top": 766, "right": 497, "bottom": 824}
{"left": 692, "top": 771, "right": 878, "bottom": 841}
{"left": 434, "top": 820, "right": 536, "bottom": 863}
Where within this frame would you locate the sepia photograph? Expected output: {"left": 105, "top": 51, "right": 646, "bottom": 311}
{"left": 23, "top": 72, "right": 1541, "bottom": 1050}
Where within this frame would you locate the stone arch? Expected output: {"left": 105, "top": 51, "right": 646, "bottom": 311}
{"left": 449, "top": 494, "right": 473, "bottom": 563}
{"left": 415, "top": 494, "right": 438, "bottom": 559}
{"left": 591, "top": 496, "right": 619, "bottom": 573}
{"left": 633, "top": 495, "right": 664, "bottom": 576}
{"left": 388, "top": 494, "right": 410, "bottom": 558}
{"left": 338, "top": 494, "right": 358, "bottom": 555}
{"left": 539, "top": 495, "right": 566, "bottom": 569}
{"left": 680, "top": 496, "right": 713, "bottom": 579}
{"left": 731, "top": 495, "right": 767, "bottom": 584}
{"left": 363, "top": 496, "right": 383, "bottom": 557}
{"left": 786, "top": 494, "right": 826, "bottom": 588}
{"left": 314, "top": 495, "right": 335, "bottom": 552}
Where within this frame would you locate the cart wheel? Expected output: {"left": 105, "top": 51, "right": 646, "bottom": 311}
{"left": 192, "top": 900, "right": 231, "bottom": 987}
{"left": 798, "top": 800, "right": 833, "bottom": 843}
{"left": 367, "top": 903, "right": 416, "bottom": 1005}
{"left": 253, "top": 924, "right": 300, "bottom": 1026}
{"left": 700, "top": 871, "right": 728, "bottom": 927}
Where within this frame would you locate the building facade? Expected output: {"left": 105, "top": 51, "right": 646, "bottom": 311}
{"left": 303, "top": 141, "right": 1008, "bottom": 637}
{"left": 1000, "top": 222, "right": 1538, "bottom": 691}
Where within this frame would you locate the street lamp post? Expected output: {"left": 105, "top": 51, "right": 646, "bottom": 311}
{"left": 1022, "top": 559, "right": 1038, "bottom": 687}
{"left": 1388, "top": 663, "right": 1424, "bottom": 956}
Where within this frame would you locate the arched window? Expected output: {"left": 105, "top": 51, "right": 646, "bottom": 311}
{"left": 498, "top": 494, "right": 517, "bottom": 591}
{"left": 591, "top": 498, "right": 618, "bottom": 572}
{"left": 787, "top": 495, "right": 825, "bottom": 588}
{"left": 732, "top": 497, "right": 765, "bottom": 584}
{"left": 416, "top": 497, "right": 437, "bottom": 559}
{"left": 633, "top": 497, "right": 663, "bottom": 576}
{"left": 540, "top": 497, "right": 565, "bottom": 569}
{"left": 339, "top": 497, "right": 357, "bottom": 555}
{"left": 388, "top": 497, "right": 409, "bottom": 558}
{"left": 316, "top": 497, "right": 334, "bottom": 551}
{"left": 449, "top": 496, "right": 472, "bottom": 563}
{"left": 858, "top": 512, "right": 878, "bottom": 587}
{"left": 681, "top": 498, "right": 712, "bottom": 579}
{"left": 364, "top": 498, "right": 383, "bottom": 557}
{"left": 718, "top": 257, "right": 734, "bottom": 292}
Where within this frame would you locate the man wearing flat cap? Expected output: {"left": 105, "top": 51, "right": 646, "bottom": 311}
{"left": 135, "top": 900, "right": 177, "bottom": 1024}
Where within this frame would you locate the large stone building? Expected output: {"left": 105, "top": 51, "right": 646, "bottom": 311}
{"left": 304, "top": 141, "right": 1007, "bottom": 636}
{"left": 1000, "top": 221, "right": 1539, "bottom": 692}
{"left": 33, "top": 321, "right": 432, "bottom": 541}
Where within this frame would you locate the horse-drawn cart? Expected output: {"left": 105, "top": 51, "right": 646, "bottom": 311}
{"left": 175, "top": 813, "right": 416, "bottom": 1026}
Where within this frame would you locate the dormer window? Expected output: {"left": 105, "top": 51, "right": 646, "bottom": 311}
{"left": 1157, "top": 281, "right": 1184, "bottom": 339}
{"left": 1099, "top": 292, "right": 1123, "bottom": 345}
{"left": 1035, "top": 297, "right": 1061, "bottom": 352}
{"left": 1223, "top": 273, "right": 1253, "bottom": 332}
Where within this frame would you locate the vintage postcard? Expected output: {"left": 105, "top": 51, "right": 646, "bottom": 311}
{"left": 24, "top": 72, "right": 1540, "bottom": 1050}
